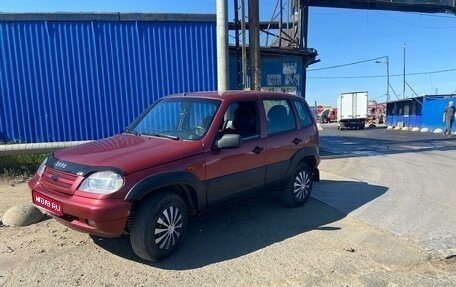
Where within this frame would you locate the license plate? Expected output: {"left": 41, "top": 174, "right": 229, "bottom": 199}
{"left": 32, "top": 191, "right": 63, "bottom": 216}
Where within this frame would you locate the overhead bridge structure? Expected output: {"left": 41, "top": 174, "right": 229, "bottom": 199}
{"left": 307, "top": 0, "right": 456, "bottom": 14}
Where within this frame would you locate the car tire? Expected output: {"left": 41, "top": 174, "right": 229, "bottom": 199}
{"left": 280, "top": 163, "right": 313, "bottom": 207}
{"left": 130, "top": 192, "right": 188, "bottom": 262}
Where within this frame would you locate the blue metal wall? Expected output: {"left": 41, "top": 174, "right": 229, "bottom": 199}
{"left": 386, "top": 115, "right": 422, "bottom": 128}
{"left": 422, "top": 97, "right": 455, "bottom": 130}
{"left": 0, "top": 14, "right": 216, "bottom": 143}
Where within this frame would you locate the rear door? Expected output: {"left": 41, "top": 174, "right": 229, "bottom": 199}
{"left": 263, "top": 98, "right": 316, "bottom": 188}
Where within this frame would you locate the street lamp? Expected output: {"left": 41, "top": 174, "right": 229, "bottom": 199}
{"left": 403, "top": 42, "right": 406, "bottom": 99}
{"left": 375, "top": 56, "right": 390, "bottom": 103}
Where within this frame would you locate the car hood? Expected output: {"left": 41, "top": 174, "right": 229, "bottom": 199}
{"left": 53, "top": 134, "right": 204, "bottom": 174}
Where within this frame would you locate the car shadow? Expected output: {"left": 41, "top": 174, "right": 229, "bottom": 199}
{"left": 92, "top": 179, "right": 388, "bottom": 270}
{"left": 311, "top": 179, "right": 388, "bottom": 215}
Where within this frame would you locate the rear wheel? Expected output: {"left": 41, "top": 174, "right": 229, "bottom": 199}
{"left": 280, "top": 163, "right": 313, "bottom": 207}
{"left": 130, "top": 192, "right": 188, "bottom": 262}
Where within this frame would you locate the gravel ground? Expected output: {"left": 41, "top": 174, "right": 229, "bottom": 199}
{"left": 1, "top": 172, "right": 456, "bottom": 287}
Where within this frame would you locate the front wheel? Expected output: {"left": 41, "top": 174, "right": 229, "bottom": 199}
{"left": 280, "top": 163, "right": 313, "bottom": 207}
{"left": 130, "top": 192, "right": 188, "bottom": 262}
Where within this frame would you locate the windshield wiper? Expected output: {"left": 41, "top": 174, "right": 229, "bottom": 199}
{"left": 150, "top": 133, "right": 180, "bottom": 140}
{"left": 124, "top": 128, "right": 140, "bottom": 136}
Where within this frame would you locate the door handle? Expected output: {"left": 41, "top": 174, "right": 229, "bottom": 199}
{"left": 292, "top": 138, "right": 303, "bottom": 145}
{"left": 252, "top": 146, "right": 264, "bottom": 154}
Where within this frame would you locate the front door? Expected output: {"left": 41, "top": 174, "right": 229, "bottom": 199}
{"left": 205, "top": 100, "right": 266, "bottom": 206}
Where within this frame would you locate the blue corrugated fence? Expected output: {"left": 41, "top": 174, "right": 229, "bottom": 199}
{"left": 0, "top": 14, "right": 217, "bottom": 143}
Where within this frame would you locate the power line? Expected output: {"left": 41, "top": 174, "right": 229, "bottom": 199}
{"left": 308, "top": 67, "right": 456, "bottom": 79}
{"left": 307, "top": 56, "right": 386, "bottom": 71}
{"left": 376, "top": 11, "right": 456, "bottom": 29}
{"left": 406, "top": 68, "right": 456, "bottom": 76}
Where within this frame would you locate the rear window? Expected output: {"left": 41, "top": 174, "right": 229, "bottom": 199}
{"left": 293, "top": 100, "right": 313, "bottom": 128}
{"left": 263, "top": 99, "right": 296, "bottom": 135}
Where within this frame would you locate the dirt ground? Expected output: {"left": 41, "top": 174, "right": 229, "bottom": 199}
{"left": 1, "top": 179, "right": 456, "bottom": 287}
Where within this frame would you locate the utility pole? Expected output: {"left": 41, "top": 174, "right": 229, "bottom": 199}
{"left": 216, "top": 0, "right": 229, "bottom": 92}
{"left": 249, "top": 0, "right": 261, "bottom": 90}
{"left": 386, "top": 56, "right": 390, "bottom": 103}
{"left": 376, "top": 56, "right": 390, "bottom": 103}
{"left": 403, "top": 42, "right": 406, "bottom": 99}
{"left": 301, "top": 3, "right": 309, "bottom": 98}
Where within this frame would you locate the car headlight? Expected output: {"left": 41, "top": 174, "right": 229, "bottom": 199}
{"left": 37, "top": 156, "right": 49, "bottom": 177}
{"left": 79, "top": 171, "right": 124, "bottom": 194}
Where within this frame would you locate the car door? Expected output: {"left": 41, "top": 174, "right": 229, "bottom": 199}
{"left": 263, "top": 98, "right": 313, "bottom": 188}
{"left": 205, "top": 100, "right": 266, "bottom": 206}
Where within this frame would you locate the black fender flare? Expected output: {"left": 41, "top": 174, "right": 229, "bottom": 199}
{"left": 124, "top": 172, "right": 206, "bottom": 210}
{"left": 288, "top": 147, "right": 320, "bottom": 181}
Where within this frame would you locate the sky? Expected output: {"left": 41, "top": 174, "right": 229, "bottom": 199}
{"left": 1, "top": 0, "right": 456, "bottom": 106}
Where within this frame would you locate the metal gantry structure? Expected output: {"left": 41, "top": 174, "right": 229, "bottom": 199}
{"left": 228, "top": 0, "right": 456, "bottom": 92}
{"left": 230, "top": 0, "right": 308, "bottom": 90}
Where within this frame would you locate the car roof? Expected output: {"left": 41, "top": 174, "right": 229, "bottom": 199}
{"left": 165, "top": 90, "right": 305, "bottom": 102}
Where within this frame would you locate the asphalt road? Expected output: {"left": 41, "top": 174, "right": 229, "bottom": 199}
{"left": 315, "top": 123, "right": 456, "bottom": 258}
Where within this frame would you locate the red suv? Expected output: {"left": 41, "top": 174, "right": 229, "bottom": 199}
{"left": 29, "top": 91, "right": 320, "bottom": 261}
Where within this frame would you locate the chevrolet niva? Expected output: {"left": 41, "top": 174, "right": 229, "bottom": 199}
{"left": 29, "top": 90, "right": 320, "bottom": 262}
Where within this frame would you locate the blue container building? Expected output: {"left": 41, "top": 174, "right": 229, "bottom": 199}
{"left": 385, "top": 95, "right": 455, "bottom": 131}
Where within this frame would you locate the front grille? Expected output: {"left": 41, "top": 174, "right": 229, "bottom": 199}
{"left": 40, "top": 167, "right": 81, "bottom": 195}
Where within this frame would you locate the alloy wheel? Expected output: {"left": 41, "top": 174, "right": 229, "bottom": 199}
{"left": 154, "top": 206, "right": 183, "bottom": 250}
{"left": 293, "top": 170, "right": 311, "bottom": 201}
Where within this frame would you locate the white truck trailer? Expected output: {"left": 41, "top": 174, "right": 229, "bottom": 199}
{"left": 337, "top": 91, "right": 368, "bottom": 130}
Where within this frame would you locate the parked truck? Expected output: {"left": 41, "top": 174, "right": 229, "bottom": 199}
{"left": 337, "top": 91, "right": 368, "bottom": 130}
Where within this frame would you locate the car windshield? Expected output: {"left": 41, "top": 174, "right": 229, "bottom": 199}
{"left": 128, "top": 97, "right": 220, "bottom": 140}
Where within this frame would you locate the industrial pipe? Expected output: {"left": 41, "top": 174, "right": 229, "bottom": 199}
{"left": 0, "top": 141, "right": 92, "bottom": 157}
{"left": 249, "top": 0, "right": 261, "bottom": 90}
{"left": 216, "top": 0, "right": 229, "bottom": 92}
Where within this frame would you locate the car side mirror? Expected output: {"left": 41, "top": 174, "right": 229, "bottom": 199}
{"left": 215, "top": 134, "right": 241, "bottom": 149}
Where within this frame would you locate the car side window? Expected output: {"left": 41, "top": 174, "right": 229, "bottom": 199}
{"left": 221, "top": 101, "right": 259, "bottom": 139}
{"left": 264, "top": 99, "right": 296, "bottom": 135}
{"left": 293, "top": 100, "right": 313, "bottom": 128}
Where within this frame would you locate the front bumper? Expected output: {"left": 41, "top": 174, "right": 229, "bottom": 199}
{"left": 29, "top": 176, "right": 132, "bottom": 237}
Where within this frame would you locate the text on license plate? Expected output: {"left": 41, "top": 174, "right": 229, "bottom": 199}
{"left": 32, "top": 191, "right": 63, "bottom": 216}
